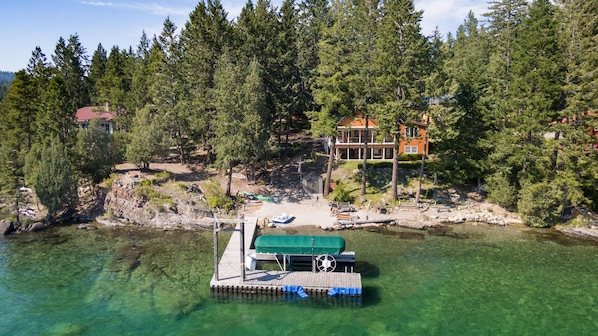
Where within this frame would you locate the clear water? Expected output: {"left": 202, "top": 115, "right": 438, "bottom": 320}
{"left": 0, "top": 224, "right": 596, "bottom": 336}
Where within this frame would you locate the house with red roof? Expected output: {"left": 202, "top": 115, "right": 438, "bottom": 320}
{"left": 75, "top": 103, "right": 116, "bottom": 134}
{"left": 547, "top": 110, "right": 597, "bottom": 149}
{"left": 334, "top": 112, "right": 428, "bottom": 160}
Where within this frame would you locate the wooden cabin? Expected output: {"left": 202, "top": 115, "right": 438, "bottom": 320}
{"left": 334, "top": 113, "right": 428, "bottom": 160}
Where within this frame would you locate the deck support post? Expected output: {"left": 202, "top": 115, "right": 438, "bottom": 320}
{"left": 213, "top": 218, "right": 219, "bottom": 281}
{"left": 240, "top": 214, "right": 246, "bottom": 282}
{"left": 311, "top": 238, "right": 315, "bottom": 273}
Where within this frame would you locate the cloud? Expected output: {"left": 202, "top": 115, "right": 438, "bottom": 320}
{"left": 415, "top": 0, "right": 488, "bottom": 37}
{"left": 81, "top": 1, "right": 191, "bottom": 17}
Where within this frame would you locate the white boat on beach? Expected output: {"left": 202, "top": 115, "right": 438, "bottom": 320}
{"left": 271, "top": 213, "right": 294, "bottom": 224}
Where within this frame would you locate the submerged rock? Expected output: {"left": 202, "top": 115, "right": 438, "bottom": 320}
{"left": 0, "top": 219, "right": 15, "bottom": 235}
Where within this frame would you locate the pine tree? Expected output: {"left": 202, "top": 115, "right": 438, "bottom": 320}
{"left": 374, "top": 0, "right": 429, "bottom": 200}
{"left": 212, "top": 56, "right": 268, "bottom": 196}
{"left": 126, "top": 106, "right": 168, "bottom": 170}
{"left": 0, "top": 70, "right": 38, "bottom": 151}
{"left": 33, "top": 137, "right": 78, "bottom": 223}
{"left": 278, "top": 0, "right": 301, "bottom": 157}
{"left": 434, "top": 11, "right": 490, "bottom": 186}
{"left": 297, "top": 0, "right": 331, "bottom": 114}
{"left": 310, "top": 0, "right": 354, "bottom": 197}
{"left": 151, "top": 18, "right": 189, "bottom": 164}
{"left": 236, "top": 0, "right": 283, "bottom": 145}
{"left": 88, "top": 43, "right": 108, "bottom": 104}
{"left": 36, "top": 76, "right": 77, "bottom": 147}
{"left": 74, "top": 118, "right": 117, "bottom": 187}
{"left": 558, "top": 0, "right": 598, "bottom": 113}
{"left": 0, "top": 144, "right": 24, "bottom": 224}
{"left": 52, "top": 34, "right": 91, "bottom": 112}
{"left": 180, "top": 0, "right": 233, "bottom": 156}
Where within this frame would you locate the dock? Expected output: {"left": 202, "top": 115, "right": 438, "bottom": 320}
{"left": 209, "top": 216, "right": 362, "bottom": 298}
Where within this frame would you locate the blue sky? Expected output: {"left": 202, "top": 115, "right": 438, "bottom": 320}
{"left": 0, "top": 0, "right": 489, "bottom": 72}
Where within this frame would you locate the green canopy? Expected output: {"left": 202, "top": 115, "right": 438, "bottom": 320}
{"left": 254, "top": 235, "right": 345, "bottom": 255}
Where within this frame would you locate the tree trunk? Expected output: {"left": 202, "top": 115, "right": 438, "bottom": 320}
{"left": 226, "top": 163, "right": 233, "bottom": 197}
{"left": 361, "top": 114, "right": 369, "bottom": 196}
{"left": 391, "top": 134, "right": 399, "bottom": 200}
{"left": 284, "top": 111, "right": 291, "bottom": 159}
{"left": 177, "top": 128, "right": 186, "bottom": 165}
{"left": 551, "top": 130, "right": 560, "bottom": 174}
{"left": 324, "top": 136, "right": 336, "bottom": 197}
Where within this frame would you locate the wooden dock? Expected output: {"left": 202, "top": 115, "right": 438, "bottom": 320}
{"left": 209, "top": 216, "right": 362, "bottom": 297}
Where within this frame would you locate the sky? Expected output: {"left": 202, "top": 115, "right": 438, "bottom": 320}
{"left": 0, "top": 0, "right": 489, "bottom": 72}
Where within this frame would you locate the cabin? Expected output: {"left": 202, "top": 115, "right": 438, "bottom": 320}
{"left": 333, "top": 113, "right": 428, "bottom": 160}
{"left": 547, "top": 110, "right": 597, "bottom": 149}
{"left": 75, "top": 103, "right": 116, "bottom": 134}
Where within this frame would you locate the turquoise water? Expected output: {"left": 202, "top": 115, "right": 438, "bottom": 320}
{"left": 0, "top": 224, "right": 596, "bottom": 335}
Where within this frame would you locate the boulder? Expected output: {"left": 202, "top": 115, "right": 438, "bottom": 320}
{"left": 29, "top": 222, "right": 46, "bottom": 232}
{"left": 0, "top": 219, "right": 15, "bottom": 235}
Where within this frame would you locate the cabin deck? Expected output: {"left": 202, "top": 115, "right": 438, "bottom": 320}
{"left": 209, "top": 217, "right": 362, "bottom": 297}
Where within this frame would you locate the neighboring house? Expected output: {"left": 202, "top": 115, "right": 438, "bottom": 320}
{"left": 333, "top": 112, "right": 428, "bottom": 160}
{"left": 546, "top": 110, "right": 597, "bottom": 149}
{"left": 76, "top": 103, "right": 116, "bottom": 134}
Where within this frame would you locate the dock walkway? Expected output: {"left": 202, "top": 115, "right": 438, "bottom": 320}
{"left": 210, "top": 217, "right": 362, "bottom": 297}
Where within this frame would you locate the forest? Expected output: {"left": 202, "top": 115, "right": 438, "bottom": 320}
{"left": 0, "top": 71, "right": 14, "bottom": 100}
{"left": 0, "top": 0, "right": 596, "bottom": 228}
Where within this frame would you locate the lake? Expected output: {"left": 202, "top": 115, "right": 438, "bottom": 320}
{"left": 0, "top": 223, "right": 596, "bottom": 335}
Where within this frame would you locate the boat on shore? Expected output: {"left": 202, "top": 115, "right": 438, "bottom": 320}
{"left": 271, "top": 213, "right": 294, "bottom": 224}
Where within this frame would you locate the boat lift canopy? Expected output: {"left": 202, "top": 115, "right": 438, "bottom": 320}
{"left": 254, "top": 235, "right": 345, "bottom": 255}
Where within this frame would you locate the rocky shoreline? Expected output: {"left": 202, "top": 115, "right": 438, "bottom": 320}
{"left": 2, "top": 175, "right": 598, "bottom": 243}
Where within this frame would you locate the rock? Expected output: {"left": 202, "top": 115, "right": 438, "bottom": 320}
{"left": 102, "top": 181, "right": 213, "bottom": 230}
{"left": 29, "top": 222, "right": 46, "bottom": 232}
{"left": 0, "top": 219, "right": 15, "bottom": 235}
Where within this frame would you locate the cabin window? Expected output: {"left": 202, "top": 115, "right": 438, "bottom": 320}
{"left": 406, "top": 127, "right": 419, "bottom": 138}
{"left": 405, "top": 146, "right": 418, "bottom": 154}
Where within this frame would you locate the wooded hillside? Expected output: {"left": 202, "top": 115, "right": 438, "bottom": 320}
{"left": 0, "top": 0, "right": 596, "bottom": 227}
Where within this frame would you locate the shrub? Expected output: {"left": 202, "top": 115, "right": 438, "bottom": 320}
{"left": 103, "top": 173, "right": 118, "bottom": 189}
{"left": 204, "top": 178, "right": 234, "bottom": 210}
{"left": 329, "top": 183, "right": 354, "bottom": 203}
{"left": 134, "top": 184, "right": 177, "bottom": 211}
{"left": 153, "top": 171, "right": 171, "bottom": 184}
{"left": 518, "top": 181, "right": 564, "bottom": 228}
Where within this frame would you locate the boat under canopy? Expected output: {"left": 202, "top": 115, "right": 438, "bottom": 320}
{"left": 254, "top": 235, "right": 345, "bottom": 255}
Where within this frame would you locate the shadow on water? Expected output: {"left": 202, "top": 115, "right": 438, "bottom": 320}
{"left": 360, "top": 286, "right": 381, "bottom": 307}
{"left": 525, "top": 229, "right": 597, "bottom": 246}
{"left": 355, "top": 261, "right": 380, "bottom": 279}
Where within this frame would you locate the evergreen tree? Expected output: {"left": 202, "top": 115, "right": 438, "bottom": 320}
{"left": 33, "top": 137, "right": 78, "bottom": 223}
{"left": 88, "top": 43, "right": 108, "bottom": 104}
{"left": 37, "top": 76, "right": 77, "bottom": 146}
{"left": 126, "top": 106, "right": 168, "bottom": 170}
{"left": 558, "top": 0, "right": 598, "bottom": 113}
{"left": 297, "top": 0, "right": 330, "bottom": 114}
{"left": 97, "top": 46, "right": 132, "bottom": 114}
{"left": 278, "top": 0, "right": 302, "bottom": 157}
{"left": 236, "top": 0, "right": 283, "bottom": 144}
{"left": 180, "top": 0, "right": 233, "bottom": 156}
{"left": 0, "top": 70, "right": 38, "bottom": 151}
{"left": 213, "top": 56, "right": 268, "bottom": 196}
{"left": 434, "top": 12, "right": 490, "bottom": 186}
{"left": 374, "top": 0, "right": 429, "bottom": 200}
{"left": 0, "top": 144, "right": 24, "bottom": 224}
{"left": 151, "top": 18, "right": 189, "bottom": 164}
{"left": 52, "top": 34, "right": 91, "bottom": 111}
{"left": 74, "top": 118, "right": 117, "bottom": 187}
{"left": 310, "top": 0, "right": 355, "bottom": 197}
